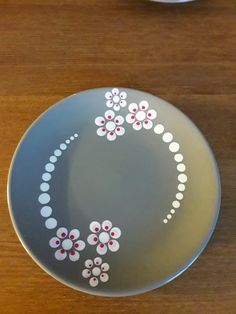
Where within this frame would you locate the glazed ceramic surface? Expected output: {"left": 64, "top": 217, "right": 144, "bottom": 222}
{"left": 8, "top": 88, "right": 220, "bottom": 296}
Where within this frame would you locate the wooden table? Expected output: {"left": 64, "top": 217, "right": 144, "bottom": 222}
{"left": 1, "top": 0, "right": 235, "bottom": 313}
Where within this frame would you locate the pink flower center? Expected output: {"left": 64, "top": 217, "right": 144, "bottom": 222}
{"left": 142, "top": 106, "right": 145, "bottom": 109}
{"left": 95, "top": 227, "right": 99, "bottom": 232}
{"left": 109, "top": 241, "right": 113, "bottom": 245}
{"left": 74, "top": 243, "right": 79, "bottom": 248}
{"left": 94, "top": 237, "right": 98, "bottom": 241}
{"left": 108, "top": 115, "right": 112, "bottom": 119}
{"left": 60, "top": 249, "right": 65, "bottom": 254}
{"left": 61, "top": 232, "right": 66, "bottom": 237}
{"left": 111, "top": 232, "right": 115, "bottom": 236}
{"left": 56, "top": 240, "right": 60, "bottom": 245}
{"left": 110, "top": 132, "right": 114, "bottom": 136}
{"left": 70, "top": 235, "right": 74, "bottom": 240}
{"left": 100, "top": 244, "right": 104, "bottom": 248}
{"left": 144, "top": 120, "right": 148, "bottom": 124}
{"left": 70, "top": 250, "right": 75, "bottom": 255}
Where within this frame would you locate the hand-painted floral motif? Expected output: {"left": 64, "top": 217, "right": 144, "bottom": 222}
{"left": 87, "top": 220, "right": 121, "bottom": 255}
{"left": 82, "top": 257, "right": 110, "bottom": 287}
{"left": 105, "top": 88, "right": 127, "bottom": 111}
{"left": 49, "top": 227, "right": 85, "bottom": 261}
{"left": 126, "top": 101, "right": 157, "bottom": 131}
{"left": 95, "top": 110, "right": 125, "bottom": 141}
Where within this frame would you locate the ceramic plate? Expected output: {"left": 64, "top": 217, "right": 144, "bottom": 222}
{"left": 8, "top": 88, "right": 221, "bottom": 297}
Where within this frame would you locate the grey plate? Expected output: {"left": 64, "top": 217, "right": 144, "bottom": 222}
{"left": 8, "top": 88, "right": 221, "bottom": 297}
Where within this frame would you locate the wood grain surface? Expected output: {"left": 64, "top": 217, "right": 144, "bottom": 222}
{"left": 0, "top": 0, "right": 236, "bottom": 313}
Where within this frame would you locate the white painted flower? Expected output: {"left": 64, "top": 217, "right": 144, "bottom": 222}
{"left": 49, "top": 227, "right": 85, "bottom": 261}
{"left": 105, "top": 88, "right": 127, "bottom": 111}
{"left": 95, "top": 110, "right": 125, "bottom": 141}
{"left": 126, "top": 100, "right": 157, "bottom": 131}
{"left": 87, "top": 220, "right": 121, "bottom": 255}
{"left": 82, "top": 257, "right": 110, "bottom": 287}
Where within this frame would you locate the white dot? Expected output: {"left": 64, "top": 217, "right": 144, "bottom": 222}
{"left": 40, "top": 206, "right": 52, "bottom": 217}
{"left": 177, "top": 163, "right": 186, "bottom": 172}
{"left": 70, "top": 136, "right": 74, "bottom": 140}
{"left": 176, "top": 193, "right": 184, "bottom": 200}
{"left": 178, "top": 184, "right": 185, "bottom": 191}
{"left": 66, "top": 139, "right": 70, "bottom": 144}
{"left": 60, "top": 143, "right": 67, "bottom": 150}
{"left": 74, "top": 133, "right": 78, "bottom": 138}
{"left": 167, "top": 214, "right": 172, "bottom": 220}
{"left": 163, "top": 219, "right": 168, "bottom": 224}
{"left": 169, "top": 142, "right": 180, "bottom": 152}
{"left": 178, "top": 174, "right": 187, "bottom": 183}
{"left": 40, "top": 182, "right": 50, "bottom": 192}
{"left": 54, "top": 149, "right": 62, "bottom": 157}
{"left": 42, "top": 173, "right": 51, "bottom": 182}
{"left": 170, "top": 209, "right": 175, "bottom": 214}
{"left": 92, "top": 267, "right": 101, "bottom": 276}
{"left": 99, "top": 232, "right": 110, "bottom": 244}
{"left": 172, "top": 200, "right": 180, "bottom": 208}
{"left": 38, "top": 193, "right": 50, "bottom": 204}
{"left": 154, "top": 124, "right": 164, "bottom": 134}
{"left": 174, "top": 154, "right": 183, "bottom": 162}
{"left": 45, "top": 218, "right": 57, "bottom": 229}
{"left": 62, "top": 239, "right": 73, "bottom": 250}
{"left": 136, "top": 111, "right": 146, "bottom": 121}
{"left": 49, "top": 156, "right": 57, "bottom": 163}
{"left": 113, "top": 95, "right": 120, "bottom": 103}
{"left": 106, "top": 121, "right": 116, "bottom": 131}
{"left": 45, "top": 163, "right": 55, "bottom": 172}
{"left": 162, "top": 132, "right": 173, "bottom": 143}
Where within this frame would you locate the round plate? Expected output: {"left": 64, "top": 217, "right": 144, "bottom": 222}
{"left": 8, "top": 88, "right": 221, "bottom": 297}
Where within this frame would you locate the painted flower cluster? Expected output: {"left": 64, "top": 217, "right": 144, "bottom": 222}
{"left": 82, "top": 257, "right": 110, "bottom": 287}
{"left": 95, "top": 88, "right": 157, "bottom": 141}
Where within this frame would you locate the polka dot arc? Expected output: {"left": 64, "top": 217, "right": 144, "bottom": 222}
{"left": 38, "top": 133, "right": 79, "bottom": 229}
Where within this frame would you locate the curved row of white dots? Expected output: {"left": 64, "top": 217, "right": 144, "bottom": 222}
{"left": 154, "top": 124, "right": 187, "bottom": 224}
{"left": 38, "top": 133, "right": 79, "bottom": 230}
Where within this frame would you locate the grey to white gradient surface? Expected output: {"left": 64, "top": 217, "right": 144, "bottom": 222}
{"left": 8, "top": 88, "right": 221, "bottom": 296}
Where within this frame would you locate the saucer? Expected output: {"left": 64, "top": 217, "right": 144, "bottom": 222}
{"left": 8, "top": 88, "right": 221, "bottom": 296}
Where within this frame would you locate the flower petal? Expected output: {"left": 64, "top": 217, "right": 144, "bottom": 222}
{"left": 139, "top": 100, "right": 149, "bottom": 111}
{"left": 113, "top": 104, "right": 120, "bottom": 111}
{"left": 119, "top": 100, "right": 126, "bottom": 107}
{"left": 108, "top": 239, "right": 120, "bottom": 252}
{"left": 95, "top": 116, "right": 106, "bottom": 126}
{"left": 100, "top": 273, "right": 109, "bottom": 283}
{"left": 69, "top": 229, "right": 80, "bottom": 241}
{"left": 112, "top": 88, "right": 119, "bottom": 95}
{"left": 106, "top": 100, "right": 113, "bottom": 108}
{"left": 94, "top": 257, "right": 102, "bottom": 266}
{"left": 85, "top": 259, "right": 93, "bottom": 268}
{"left": 110, "top": 227, "right": 121, "bottom": 239}
{"left": 114, "top": 115, "right": 124, "bottom": 125}
{"left": 120, "top": 91, "right": 127, "bottom": 99}
{"left": 102, "top": 220, "right": 112, "bottom": 231}
{"left": 74, "top": 240, "right": 86, "bottom": 251}
{"left": 147, "top": 109, "right": 157, "bottom": 120}
{"left": 143, "top": 119, "right": 153, "bottom": 130}
{"left": 128, "top": 103, "right": 138, "bottom": 113}
{"left": 69, "top": 250, "right": 80, "bottom": 262}
{"left": 89, "top": 277, "right": 99, "bottom": 287}
{"left": 115, "top": 127, "right": 125, "bottom": 136}
{"left": 133, "top": 121, "right": 142, "bottom": 131}
{"left": 89, "top": 221, "right": 101, "bottom": 233}
{"left": 126, "top": 113, "right": 136, "bottom": 124}
{"left": 97, "top": 127, "right": 107, "bottom": 137}
{"left": 104, "top": 110, "right": 115, "bottom": 120}
{"left": 82, "top": 269, "right": 91, "bottom": 278}
{"left": 56, "top": 227, "right": 68, "bottom": 239}
{"left": 107, "top": 131, "right": 116, "bottom": 141}
{"left": 49, "top": 237, "right": 60, "bottom": 248}
{"left": 105, "top": 91, "right": 112, "bottom": 100}
{"left": 101, "top": 263, "right": 110, "bottom": 272}
{"left": 87, "top": 234, "right": 99, "bottom": 245}
{"left": 55, "top": 249, "right": 67, "bottom": 261}
{"left": 96, "top": 243, "right": 108, "bottom": 255}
